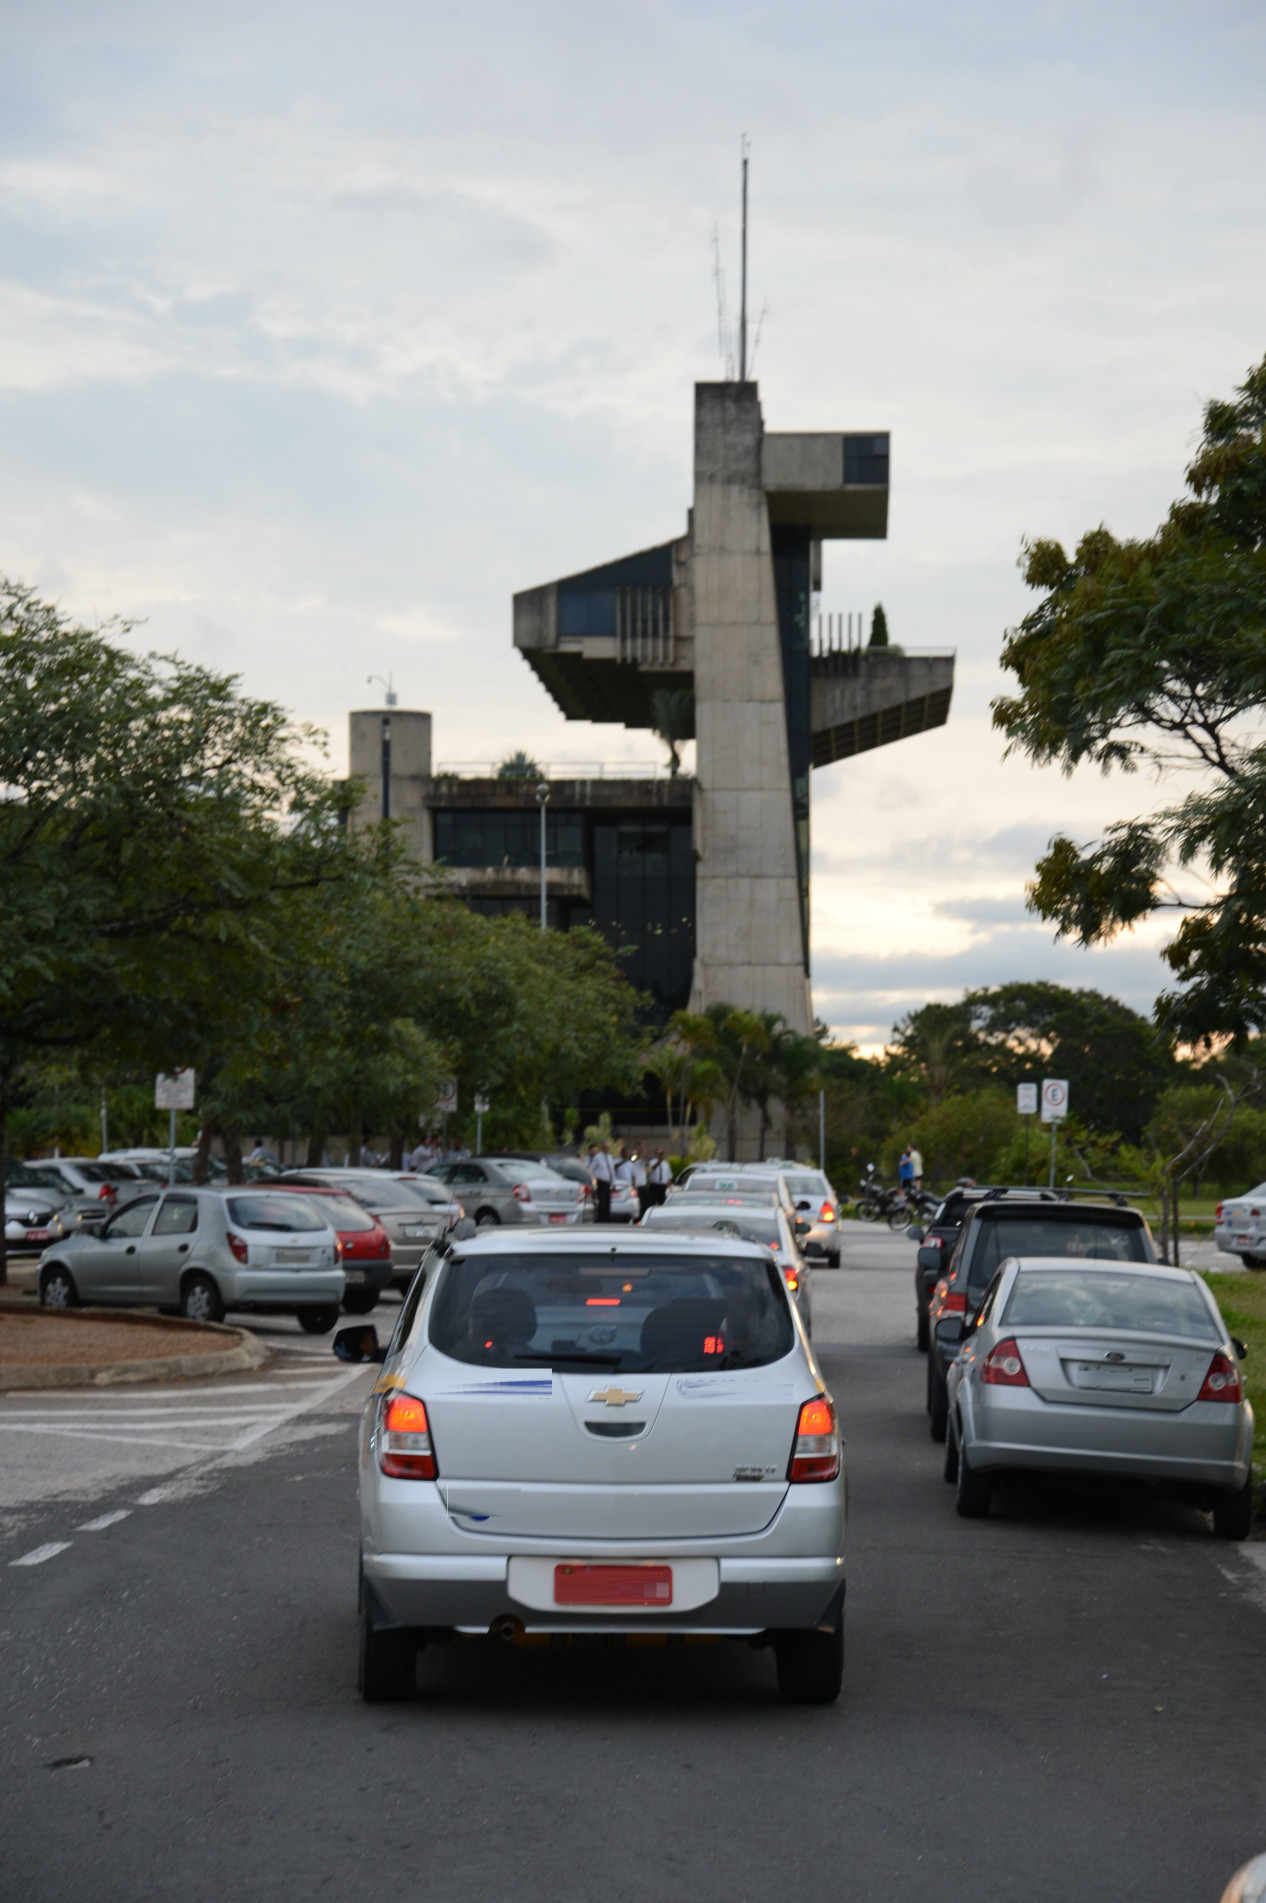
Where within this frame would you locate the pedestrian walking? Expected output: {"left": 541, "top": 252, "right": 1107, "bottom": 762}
{"left": 909, "top": 1145, "right": 924, "bottom": 1190}
{"left": 588, "top": 1140, "right": 615, "bottom": 1223}
{"left": 647, "top": 1149, "right": 673, "bottom": 1208}
{"left": 898, "top": 1145, "right": 915, "bottom": 1192}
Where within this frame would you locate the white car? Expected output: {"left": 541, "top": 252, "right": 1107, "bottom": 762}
{"left": 1215, "top": 1184, "right": 1266, "bottom": 1268}
{"left": 338, "top": 1228, "right": 846, "bottom": 1705}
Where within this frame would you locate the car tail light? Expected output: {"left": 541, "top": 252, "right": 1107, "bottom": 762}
{"left": 942, "top": 1291, "right": 967, "bottom": 1314}
{"left": 981, "top": 1338, "right": 1029, "bottom": 1386}
{"left": 789, "top": 1395, "right": 840, "bottom": 1483}
{"left": 819, "top": 1201, "right": 835, "bottom": 1222}
{"left": 1216, "top": 1202, "right": 1223, "bottom": 1222}
{"left": 376, "top": 1230, "right": 392, "bottom": 1257}
{"left": 226, "top": 1231, "right": 249, "bottom": 1263}
{"left": 98, "top": 1184, "right": 115, "bottom": 1201}
{"left": 783, "top": 1266, "right": 800, "bottom": 1292}
{"left": 379, "top": 1393, "right": 438, "bottom": 1478}
{"left": 1198, "top": 1352, "right": 1243, "bottom": 1403}
{"left": 334, "top": 1237, "right": 344, "bottom": 1260}
{"left": 513, "top": 1184, "right": 532, "bottom": 1203}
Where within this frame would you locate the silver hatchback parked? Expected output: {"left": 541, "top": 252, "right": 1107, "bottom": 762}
{"left": 425, "top": 1157, "right": 586, "bottom": 1230}
{"left": 944, "top": 1256, "right": 1254, "bottom": 1535}
{"left": 37, "top": 1187, "right": 344, "bottom": 1333}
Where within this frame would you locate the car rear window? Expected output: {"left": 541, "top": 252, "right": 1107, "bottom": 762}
{"left": 226, "top": 1194, "right": 327, "bottom": 1233}
{"left": 430, "top": 1252, "right": 795, "bottom": 1372}
{"left": 77, "top": 1163, "right": 141, "bottom": 1184}
{"left": 309, "top": 1195, "right": 375, "bottom": 1232}
{"left": 1002, "top": 1269, "right": 1217, "bottom": 1339}
{"left": 782, "top": 1174, "right": 828, "bottom": 1199}
{"left": 971, "top": 1215, "right": 1149, "bottom": 1287}
{"left": 644, "top": 1207, "right": 783, "bottom": 1248}
{"left": 493, "top": 1161, "right": 565, "bottom": 1185}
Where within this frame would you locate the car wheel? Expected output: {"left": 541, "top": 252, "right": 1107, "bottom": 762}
{"left": 40, "top": 1264, "right": 79, "bottom": 1309}
{"left": 358, "top": 1605, "right": 416, "bottom": 1702}
{"left": 181, "top": 1273, "right": 225, "bottom": 1324}
{"left": 955, "top": 1445, "right": 992, "bottom": 1518}
{"left": 1244, "top": 1253, "right": 1266, "bottom": 1271}
{"left": 475, "top": 1209, "right": 500, "bottom": 1231}
{"left": 773, "top": 1607, "right": 844, "bottom": 1705}
{"left": 828, "top": 1254, "right": 841, "bottom": 1270}
{"left": 928, "top": 1360, "right": 948, "bottom": 1443}
{"left": 297, "top": 1304, "right": 341, "bottom": 1334}
{"left": 916, "top": 1306, "right": 929, "bottom": 1353}
{"left": 943, "top": 1414, "right": 960, "bottom": 1484}
{"left": 341, "top": 1290, "right": 379, "bottom": 1315}
{"left": 1213, "top": 1473, "right": 1255, "bottom": 1540}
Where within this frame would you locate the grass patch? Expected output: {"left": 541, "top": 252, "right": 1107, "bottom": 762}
{"left": 1203, "top": 1271, "right": 1266, "bottom": 1470}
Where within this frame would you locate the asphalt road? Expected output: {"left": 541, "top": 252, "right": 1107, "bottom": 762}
{"left": 3, "top": 1230, "right": 1266, "bottom": 1903}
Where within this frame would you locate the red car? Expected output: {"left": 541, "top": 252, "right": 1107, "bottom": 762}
{"left": 275, "top": 1185, "right": 393, "bottom": 1314}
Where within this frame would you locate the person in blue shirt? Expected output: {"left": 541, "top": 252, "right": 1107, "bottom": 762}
{"left": 898, "top": 1145, "right": 915, "bottom": 1191}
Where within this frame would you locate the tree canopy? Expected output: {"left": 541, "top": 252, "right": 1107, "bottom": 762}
{"left": 993, "top": 354, "right": 1266, "bottom": 1045}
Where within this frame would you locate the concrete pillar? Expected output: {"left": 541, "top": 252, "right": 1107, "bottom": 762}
{"left": 688, "top": 384, "right": 812, "bottom": 1034}
{"left": 348, "top": 709, "right": 433, "bottom": 862}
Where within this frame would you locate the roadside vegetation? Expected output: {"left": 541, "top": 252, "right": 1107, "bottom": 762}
{"left": 1204, "top": 1273, "right": 1266, "bottom": 1468}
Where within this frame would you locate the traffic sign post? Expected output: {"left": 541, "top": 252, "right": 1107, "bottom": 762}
{"left": 474, "top": 1092, "right": 490, "bottom": 1154}
{"left": 1016, "top": 1083, "right": 1038, "bottom": 1182}
{"left": 155, "top": 1071, "right": 196, "bottom": 1185}
{"left": 1040, "top": 1079, "right": 1069, "bottom": 1189}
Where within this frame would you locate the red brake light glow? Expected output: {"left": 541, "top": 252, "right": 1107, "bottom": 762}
{"left": 789, "top": 1394, "right": 840, "bottom": 1483}
{"left": 1198, "top": 1352, "right": 1243, "bottom": 1403}
{"left": 783, "top": 1267, "right": 800, "bottom": 1291}
{"left": 586, "top": 1297, "right": 620, "bottom": 1306}
{"left": 819, "top": 1202, "right": 835, "bottom": 1222}
{"left": 513, "top": 1183, "right": 532, "bottom": 1203}
{"left": 942, "top": 1291, "right": 967, "bottom": 1314}
{"left": 981, "top": 1338, "right": 1029, "bottom": 1387}
{"left": 703, "top": 1335, "right": 724, "bottom": 1355}
{"left": 379, "top": 1393, "right": 437, "bottom": 1478}
{"left": 226, "top": 1231, "right": 249, "bottom": 1263}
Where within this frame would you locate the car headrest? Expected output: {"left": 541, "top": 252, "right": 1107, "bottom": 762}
{"left": 640, "top": 1298, "right": 728, "bottom": 1366}
{"left": 470, "top": 1286, "right": 537, "bottom": 1348}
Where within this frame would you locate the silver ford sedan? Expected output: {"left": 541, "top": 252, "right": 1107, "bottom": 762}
{"left": 37, "top": 1186, "right": 345, "bottom": 1332}
{"left": 338, "top": 1228, "right": 846, "bottom": 1705}
{"left": 944, "top": 1256, "right": 1254, "bottom": 1535}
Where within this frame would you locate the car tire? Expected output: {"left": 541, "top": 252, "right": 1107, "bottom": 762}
{"left": 297, "top": 1304, "right": 341, "bottom": 1334}
{"left": 39, "top": 1264, "right": 79, "bottom": 1309}
{"left": 358, "top": 1606, "right": 416, "bottom": 1702}
{"left": 955, "top": 1445, "right": 992, "bottom": 1518}
{"left": 928, "top": 1359, "right": 948, "bottom": 1443}
{"left": 828, "top": 1254, "right": 841, "bottom": 1270}
{"left": 773, "top": 1607, "right": 844, "bottom": 1705}
{"left": 1213, "top": 1473, "right": 1254, "bottom": 1540}
{"left": 181, "top": 1273, "right": 225, "bottom": 1325}
{"left": 1244, "top": 1253, "right": 1266, "bottom": 1271}
{"left": 341, "top": 1291, "right": 380, "bottom": 1315}
{"left": 916, "top": 1306, "right": 929, "bottom": 1353}
{"left": 475, "top": 1209, "right": 500, "bottom": 1231}
{"left": 943, "top": 1414, "right": 960, "bottom": 1484}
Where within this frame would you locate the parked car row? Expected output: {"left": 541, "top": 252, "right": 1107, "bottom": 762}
{"left": 909, "top": 1187, "right": 1255, "bottom": 1537}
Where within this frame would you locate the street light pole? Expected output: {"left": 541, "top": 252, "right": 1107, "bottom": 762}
{"left": 535, "top": 781, "right": 550, "bottom": 932}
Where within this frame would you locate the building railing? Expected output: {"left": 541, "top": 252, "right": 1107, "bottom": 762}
{"left": 617, "top": 585, "right": 674, "bottom": 666}
{"left": 811, "top": 609, "right": 955, "bottom": 661}
{"left": 432, "top": 760, "right": 683, "bottom": 781}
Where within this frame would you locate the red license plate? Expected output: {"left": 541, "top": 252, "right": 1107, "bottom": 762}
{"left": 548, "top": 1212, "right": 567, "bottom": 1223}
{"left": 26, "top": 1229, "right": 50, "bottom": 1242}
{"left": 554, "top": 1564, "right": 672, "bottom": 1607}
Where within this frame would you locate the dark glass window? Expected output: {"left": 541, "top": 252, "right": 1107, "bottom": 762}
{"left": 843, "top": 433, "right": 890, "bottom": 486}
{"left": 589, "top": 819, "right": 694, "bottom": 1018}
{"left": 434, "top": 811, "right": 584, "bottom": 869}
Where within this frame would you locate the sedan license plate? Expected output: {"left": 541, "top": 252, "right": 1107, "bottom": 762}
{"left": 548, "top": 1212, "right": 568, "bottom": 1224}
{"left": 555, "top": 1564, "right": 672, "bottom": 1607}
{"left": 277, "top": 1249, "right": 311, "bottom": 1264}
{"left": 1072, "top": 1362, "right": 1154, "bottom": 1393}
{"left": 26, "top": 1229, "right": 50, "bottom": 1243}
{"left": 402, "top": 1225, "right": 432, "bottom": 1239}
{"left": 1235, "top": 1234, "right": 1254, "bottom": 1248}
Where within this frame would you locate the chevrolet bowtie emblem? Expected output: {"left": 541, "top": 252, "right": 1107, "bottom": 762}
{"left": 588, "top": 1385, "right": 644, "bottom": 1408}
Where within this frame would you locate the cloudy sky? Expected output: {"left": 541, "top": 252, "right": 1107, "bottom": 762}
{"left": 4, "top": 0, "right": 1264, "bottom": 1050}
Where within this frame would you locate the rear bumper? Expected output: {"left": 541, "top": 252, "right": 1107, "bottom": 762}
{"left": 363, "top": 1550, "right": 845, "bottom": 1634}
{"left": 341, "top": 1258, "right": 393, "bottom": 1295}
{"left": 218, "top": 1267, "right": 345, "bottom": 1304}
{"left": 958, "top": 1384, "right": 1253, "bottom": 1490}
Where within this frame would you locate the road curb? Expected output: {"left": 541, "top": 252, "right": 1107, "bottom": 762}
{"left": 0, "top": 1305, "right": 271, "bottom": 1390}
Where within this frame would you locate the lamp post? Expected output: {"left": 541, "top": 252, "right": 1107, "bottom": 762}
{"left": 534, "top": 781, "right": 550, "bottom": 932}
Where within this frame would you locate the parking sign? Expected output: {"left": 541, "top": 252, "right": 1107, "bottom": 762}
{"left": 1040, "top": 1079, "right": 1069, "bottom": 1123}
{"left": 1016, "top": 1083, "right": 1038, "bottom": 1116}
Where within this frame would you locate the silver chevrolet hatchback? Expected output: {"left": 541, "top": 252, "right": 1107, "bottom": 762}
{"left": 340, "top": 1228, "right": 847, "bottom": 1704}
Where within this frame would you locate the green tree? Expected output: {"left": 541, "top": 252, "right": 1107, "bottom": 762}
{"left": 869, "top": 603, "right": 889, "bottom": 648}
{"left": 966, "top": 982, "right": 1175, "bottom": 1140}
{"left": 887, "top": 1001, "right": 982, "bottom": 1105}
{"left": 902, "top": 1089, "right": 1019, "bottom": 1188}
{"left": 0, "top": 580, "right": 352, "bottom": 1275}
{"left": 648, "top": 688, "right": 694, "bottom": 778}
{"left": 993, "top": 355, "right": 1266, "bottom": 1046}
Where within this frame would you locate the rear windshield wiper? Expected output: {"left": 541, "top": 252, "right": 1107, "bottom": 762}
{"left": 512, "top": 1350, "right": 624, "bottom": 1367}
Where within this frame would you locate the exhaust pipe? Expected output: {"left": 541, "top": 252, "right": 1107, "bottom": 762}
{"left": 490, "top": 1616, "right": 523, "bottom": 1642}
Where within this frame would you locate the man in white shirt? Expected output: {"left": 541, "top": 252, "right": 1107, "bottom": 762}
{"left": 587, "top": 1141, "right": 615, "bottom": 1223}
{"left": 628, "top": 1151, "right": 647, "bottom": 1219}
{"left": 910, "top": 1146, "right": 924, "bottom": 1189}
{"left": 646, "top": 1149, "right": 673, "bottom": 1208}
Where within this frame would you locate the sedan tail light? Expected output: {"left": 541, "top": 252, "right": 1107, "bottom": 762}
{"left": 783, "top": 1265, "right": 800, "bottom": 1292}
{"left": 981, "top": 1338, "right": 1029, "bottom": 1387}
{"left": 513, "top": 1184, "right": 532, "bottom": 1203}
{"left": 226, "top": 1231, "right": 249, "bottom": 1263}
{"left": 1198, "top": 1352, "right": 1243, "bottom": 1403}
{"left": 819, "top": 1201, "right": 835, "bottom": 1222}
{"left": 942, "top": 1291, "right": 967, "bottom": 1314}
{"left": 379, "top": 1393, "right": 437, "bottom": 1478}
{"left": 1216, "top": 1202, "right": 1224, "bottom": 1222}
{"left": 376, "top": 1230, "right": 392, "bottom": 1257}
{"left": 789, "top": 1395, "right": 841, "bottom": 1483}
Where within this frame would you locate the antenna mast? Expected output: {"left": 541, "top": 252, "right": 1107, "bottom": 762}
{"left": 739, "top": 135, "right": 749, "bottom": 381}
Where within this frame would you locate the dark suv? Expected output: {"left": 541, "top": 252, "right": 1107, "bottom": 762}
{"left": 924, "top": 1192, "right": 1156, "bottom": 1441}
{"left": 909, "top": 1188, "right": 990, "bottom": 1351}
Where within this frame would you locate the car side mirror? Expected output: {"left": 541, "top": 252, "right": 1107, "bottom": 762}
{"left": 333, "top": 1325, "right": 387, "bottom": 1364}
{"left": 935, "top": 1316, "right": 965, "bottom": 1346}
{"left": 907, "top": 1225, "right": 925, "bottom": 1244}
{"left": 917, "top": 1246, "right": 942, "bottom": 1272}
{"left": 1233, "top": 1336, "right": 1249, "bottom": 1360}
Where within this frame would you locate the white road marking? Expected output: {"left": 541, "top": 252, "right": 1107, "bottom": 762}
{"left": 76, "top": 1511, "right": 132, "bottom": 1531}
{"left": 11, "top": 1542, "right": 72, "bottom": 1567}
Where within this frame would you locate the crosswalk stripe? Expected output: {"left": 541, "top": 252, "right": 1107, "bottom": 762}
{"left": 11, "top": 1542, "right": 72, "bottom": 1567}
